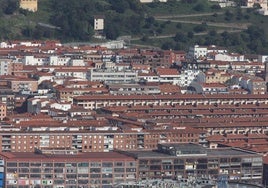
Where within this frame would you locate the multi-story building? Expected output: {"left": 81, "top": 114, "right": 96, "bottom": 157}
{"left": 231, "top": 74, "right": 267, "bottom": 94}
{"left": 0, "top": 150, "right": 137, "bottom": 188}
{"left": 0, "top": 91, "right": 15, "bottom": 115}
{"left": 189, "top": 82, "right": 228, "bottom": 94}
{"left": 188, "top": 45, "right": 208, "bottom": 61}
{"left": 125, "top": 143, "right": 263, "bottom": 185}
{"left": 0, "top": 60, "right": 11, "bottom": 76}
{"left": 0, "top": 143, "right": 262, "bottom": 187}
{"left": 107, "top": 83, "right": 161, "bottom": 95}
{"left": 204, "top": 69, "right": 230, "bottom": 84}
{"left": 0, "top": 103, "right": 6, "bottom": 121}
{"left": 9, "top": 78, "right": 38, "bottom": 93}
{"left": 0, "top": 125, "right": 200, "bottom": 152}
{"left": 87, "top": 69, "right": 138, "bottom": 84}
{"left": 178, "top": 69, "right": 200, "bottom": 87}
{"left": 94, "top": 16, "right": 105, "bottom": 31}
{"left": 73, "top": 94, "right": 268, "bottom": 110}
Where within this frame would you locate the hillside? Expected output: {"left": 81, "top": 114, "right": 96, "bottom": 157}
{"left": 0, "top": 0, "right": 268, "bottom": 54}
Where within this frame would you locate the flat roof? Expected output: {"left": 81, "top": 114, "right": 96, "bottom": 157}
{"left": 208, "top": 148, "right": 260, "bottom": 157}
{"left": 125, "top": 147, "right": 260, "bottom": 159}
{"left": 0, "top": 151, "right": 135, "bottom": 162}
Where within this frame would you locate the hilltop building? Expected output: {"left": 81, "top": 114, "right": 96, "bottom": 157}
{"left": 94, "top": 15, "right": 105, "bottom": 38}
{"left": 19, "top": 0, "right": 38, "bottom": 12}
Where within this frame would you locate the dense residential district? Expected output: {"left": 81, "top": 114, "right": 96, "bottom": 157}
{"left": 0, "top": 39, "right": 267, "bottom": 188}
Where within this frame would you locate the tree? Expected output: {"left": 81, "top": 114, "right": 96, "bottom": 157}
{"left": 174, "top": 32, "right": 187, "bottom": 42}
{"left": 193, "top": 3, "right": 204, "bottom": 11}
{"left": 176, "top": 23, "right": 182, "bottom": 29}
{"left": 209, "top": 30, "right": 217, "bottom": 37}
{"left": 224, "top": 10, "right": 234, "bottom": 21}
{"left": 161, "top": 41, "right": 175, "bottom": 50}
{"left": 145, "top": 16, "right": 155, "bottom": 26}
{"left": 3, "top": 0, "right": 18, "bottom": 15}
{"left": 193, "top": 24, "right": 207, "bottom": 33}
{"left": 109, "top": 0, "right": 129, "bottom": 13}
{"left": 105, "top": 22, "right": 120, "bottom": 40}
{"left": 211, "top": 4, "right": 221, "bottom": 10}
{"left": 141, "top": 35, "right": 149, "bottom": 42}
{"left": 187, "top": 31, "right": 194, "bottom": 38}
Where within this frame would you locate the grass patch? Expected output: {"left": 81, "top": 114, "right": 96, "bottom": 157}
{"left": 144, "top": 0, "right": 220, "bottom": 16}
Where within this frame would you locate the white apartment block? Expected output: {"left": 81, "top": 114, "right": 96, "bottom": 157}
{"left": 178, "top": 69, "right": 200, "bottom": 87}
{"left": 258, "top": 55, "right": 268, "bottom": 63}
{"left": 214, "top": 53, "right": 245, "bottom": 62}
{"left": 94, "top": 16, "right": 104, "bottom": 31}
{"left": 188, "top": 45, "right": 208, "bottom": 60}
{"left": 188, "top": 45, "right": 228, "bottom": 61}
{"left": 87, "top": 69, "right": 138, "bottom": 83}
{"left": 0, "top": 60, "right": 10, "bottom": 75}
{"left": 22, "top": 55, "right": 48, "bottom": 66}
{"left": 54, "top": 70, "right": 87, "bottom": 80}
{"left": 49, "top": 56, "right": 71, "bottom": 66}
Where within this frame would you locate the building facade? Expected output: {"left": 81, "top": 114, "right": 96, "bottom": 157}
{"left": 0, "top": 151, "right": 137, "bottom": 188}
{"left": 126, "top": 143, "right": 263, "bottom": 185}
{"left": 0, "top": 143, "right": 262, "bottom": 188}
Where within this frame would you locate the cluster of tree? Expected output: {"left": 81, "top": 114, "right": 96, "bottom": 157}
{"left": 160, "top": 24, "right": 267, "bottom": 54}
{"left": 0, "top": 0, "right": 19, "bottom": 15}
{"left": 47, "top": 0, "right": 145, "bottom": 41}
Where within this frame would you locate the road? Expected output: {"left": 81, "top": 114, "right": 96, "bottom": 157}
{"left": 127, "top": 12, "right": 250, "bottom": 41}
{"left": 155, "top": 18, "right": 249, "bottom": 30}
{"left": 129, "top": 29, "right": 243, "bottom": 41}
{"left": 154, "top": 12, "right": 225, "bottom": 19}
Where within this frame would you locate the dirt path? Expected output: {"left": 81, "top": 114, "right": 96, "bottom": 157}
{"left": 154, "top": 12, "right": 224, "bottom": 19}
{"left": 129, "top": 29, "right": 243, "bottom": 41}
{"left": 155, "top": 18, "right": 250, "bottom": 30}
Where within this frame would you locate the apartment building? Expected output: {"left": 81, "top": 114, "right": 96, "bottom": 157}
{"left": 107, "top": 83, "right": 161, "bottom": 95}
{"left": 204, "top": 69, "right": 230, "bottom": 84}
{"left": 189, "top": 82, "right": 228, "bottom": 94}
{"left": 73, "top": 94, "right": 268, "bottom": 110}
{"left": 0, "top": 143, "right": 263, "bottom": 187}
{"left": 94, "top": 15, "right": 105, "bottom": 31}
{"left": 125, "top": 143, "right": 263, "bottom": 185}
{"left": 0, "top": 151, "right": 137, "bottom": 188}
{"left": 8, "top": 78, "right": 38, "bottom": 93}
{"left": 0, "top": 125, "right": 200, "bottom": 152}
{"left": 0, "top": 91, "right": 15, "bottom": 115}
{"left": 0, "top": 103, "right": 6, "bottom": 121}
{"left": 0, "top": 60, "right": 11, "bottom": 76}
{"left": 0, "top": 60, "right": 24, "bottom": 77}
{"left": 231, "top": 74, "right": 267, "bottom": 94}
{"left": 87, "top": 69, "right": 138, "bottom": 84}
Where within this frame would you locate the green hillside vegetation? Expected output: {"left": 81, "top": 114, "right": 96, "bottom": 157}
{"left": 0, "top": 0, "right": 267, "bottom": 54}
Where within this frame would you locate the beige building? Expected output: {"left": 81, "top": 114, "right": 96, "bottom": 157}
{"left": 205, "top": 69, "right": 230, "bottom": 84}
{"left": 247, "top": 0, "right": 267, "bottom": 9}
{"left": 9, "top": 78, "right": 38, "bottom": 93}
{"left": 19, "top": 0, "right": 38, "bottom": 12}
{"left": 94, "top": 16, "right": 104, "bottom": 31}
{"left": 0, "top": 103, "right": 6, "bottom": 121}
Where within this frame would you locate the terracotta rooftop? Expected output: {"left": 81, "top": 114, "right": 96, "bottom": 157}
{"left": 157, "top": 68, "right": 179, "bottom": 76}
